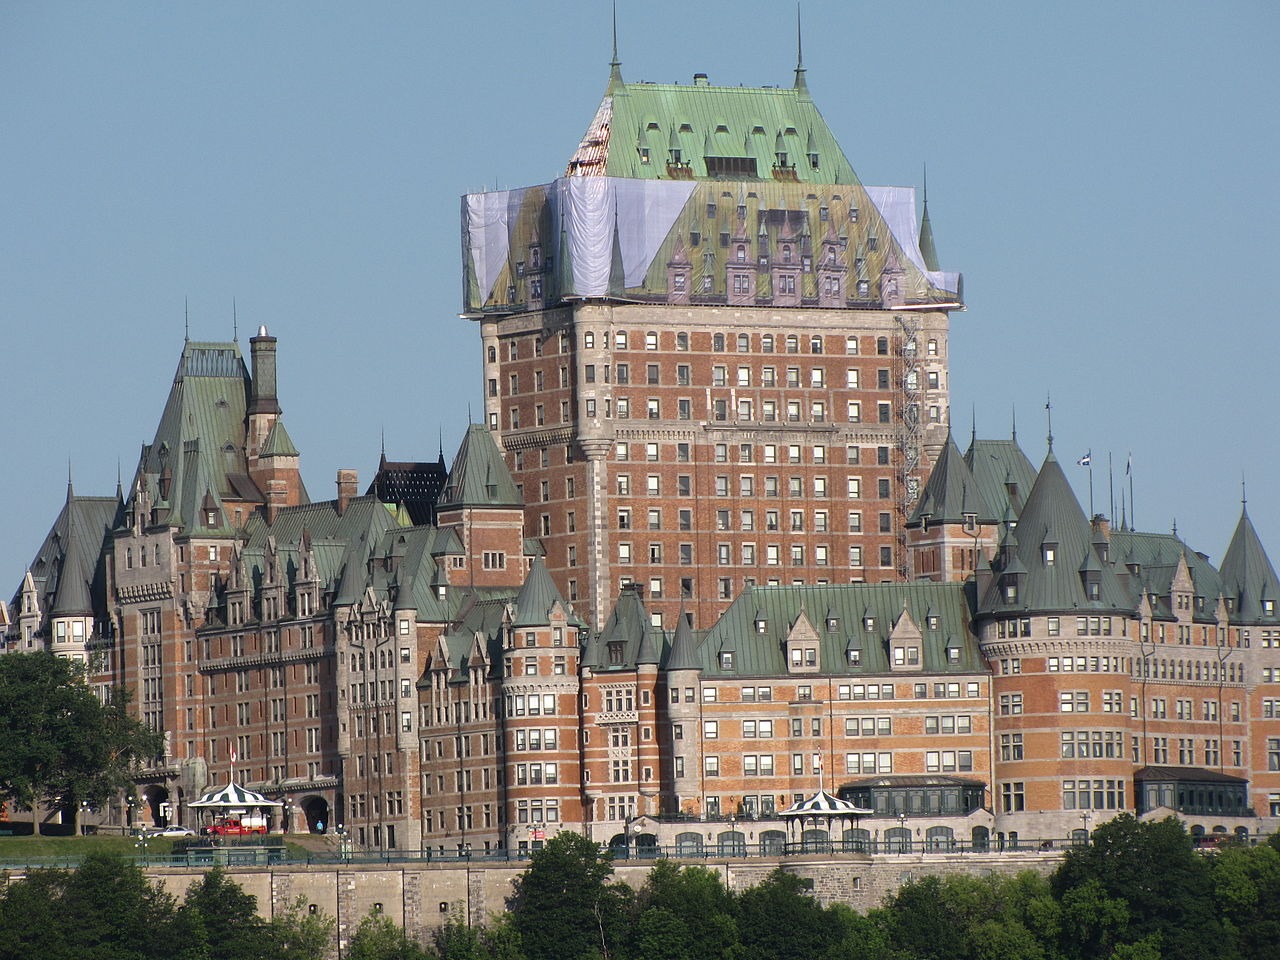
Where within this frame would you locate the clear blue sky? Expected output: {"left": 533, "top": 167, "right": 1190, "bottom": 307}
{"left": 3, "top": 1, "right": 1278, "bottom": 594}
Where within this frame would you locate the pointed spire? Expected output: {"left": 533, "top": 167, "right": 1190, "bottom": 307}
{"left": 970, "top": 404, "right": 977, "bottom": 450}
{"left": 115, "top": 460, "right": 124, "bottom": 504}
{"left": 1044, "top": 393, "right": 1054, "bottom": 451}
{"left": 184, "top": 297, "right": 190, "bottom": 343}
{"left": 665, "top": 610, "right": 701, "bottom": 671}
{"left": 607, "top": 0, "right": 624, "bottom": 93}
{"left": 66, "top": 459, "right": 74, "bottom": 500}
{"left": 793, "top": 4, "right": 809, "bottom": 93}
{"left": 1011, "top": 404, "right": 1017, "bottom": 443}
{"left": 232, "top": 297, "right": 238, "bottom": 342}
{"left": 918, "top": 163, "right": 940, "bottom": 272}
{"left": 512, "top": 558, "right": 568, "bottom": 628}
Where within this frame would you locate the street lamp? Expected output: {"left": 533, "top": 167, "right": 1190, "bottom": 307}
{"left": 1079, "top": 812, "right": 1092, "bottom": 845}
{"left": 897, "top": 813, "right": 908, "bottom": 854}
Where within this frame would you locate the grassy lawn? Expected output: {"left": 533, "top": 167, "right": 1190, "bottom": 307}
{"left": 0, "top": 833, "right": 313, "bottom": 866}
{"left": 0, "top": 833, "right": 176, "bottom": 861}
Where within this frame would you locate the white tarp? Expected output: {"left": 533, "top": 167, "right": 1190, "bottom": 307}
{"left": 865, "top": 186, "right": 961, "bottom": 296}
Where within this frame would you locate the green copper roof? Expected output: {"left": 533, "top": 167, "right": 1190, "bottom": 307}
{"left": 979, "top": 450, "right": 1132, "bottom": 617}
{"left": 436, "top": 424, "right": 522, "bottom": 510}
{"left": 511, "top": 558, "right": 568, "bottom": 628}
{"left": 911, "top": 431, "right": 995, "bottom": 525}
{"left": 918, "top": 200, "right": 940, "bottom": 272}
{"left": 131, "top": 341, "right": 265, "bottom": 535}
{"left": 567, "top": 75, "right": 860, "bottom": 184}
{"left": 964, "top": 437, "right": 1038, "bottom": 520}
{"left": 698, "top": 581, "right": 981, "bottom": 678}
{"left": 1107, "top": 529, "right": 1224, "bottom": 624}
{"left": 18, "top": 489, "right": 121, "bottom": 621}
{"left": 1219, "top": 505, "right": 1280, "bottom": 625}
{"left": 664, "top": 612, "right": 702, "bottom": 672}
{"left": 260, "top": 418, "right": 299, "bottom": 458}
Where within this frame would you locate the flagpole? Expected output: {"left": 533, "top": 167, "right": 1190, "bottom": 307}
{"left": 1128, "top": 452, "right": 1135, "bottom": 530}
{"left": 1088, "top": 456, "right": 1094, "bottom": 518}
{"left": 1108, "top": 452, "right": 1115, "bottom": 523}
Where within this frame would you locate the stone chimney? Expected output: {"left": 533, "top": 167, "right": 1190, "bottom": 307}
{"left": 265, "top": 479, "right": 288, "bottom": 524}
{"left": 249, "top": 326, "right": 281, "bottom": 416}
{"left": 336, "top": 469, "right": 358, "bottom": 516}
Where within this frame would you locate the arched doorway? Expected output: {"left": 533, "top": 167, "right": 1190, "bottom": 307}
{"left": 635, "top": 833, "right": 659, "bottom": 858}
{"left": 800, "top": 828, "right": 831, "bottom": 854}
{"left": 717, "top": 830, "right": 746, "bottom": 857}
{"left": 676, "top": 832, "right": 704, "bottom": 857}
{"left": 300, "top": 796, "right": 329, "bottom": 833}
{"left": 971, "top": 825, "right": 989, "bottom": 851}
{"left": 925, "top": 825, "right": 954, "bottom": 851}
{"left": 759, "top": 829, "right": 786, "bottom": 856}
{"left": 843, "top": 827, "right": 871, "bottom": 853}
{"left": 140, "top": 786, "right": 169, "bottom": 829}
{"left": 886, "top": 826, "right": 911, "bottom": 853}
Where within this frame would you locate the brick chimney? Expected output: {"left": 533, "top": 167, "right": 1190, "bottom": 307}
{"left": 336, "top": 469, "right": 358, "bottom": 516}
{"left": 265, "top": 479, "right": 288, "bottom": 524}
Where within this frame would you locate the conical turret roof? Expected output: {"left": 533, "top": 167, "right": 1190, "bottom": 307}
{"left": 664, "top": 612, "right": 701, "bottom": 672}
{"left": 1219, "top": 505, "right": 1280, "bottom": 624}
{"left": 437, "top": 424, "right": 522, "bottom": 510}
{"left": 979, "top": 449, "right": 1131, "bottom": 616}
{"left": 511, "top": 558, "right": 567, "bottom": 628}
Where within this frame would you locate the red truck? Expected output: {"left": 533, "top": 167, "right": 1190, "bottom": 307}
{"left": 202, "top": 814, "right": 268, "bottom": 836}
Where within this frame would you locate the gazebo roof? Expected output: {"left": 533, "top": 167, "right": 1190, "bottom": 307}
{"left": 779, "top": 789, "right": 873, "bottom": 818}
{"left": 189, "top": 780, "right": 283, "bottom": 808}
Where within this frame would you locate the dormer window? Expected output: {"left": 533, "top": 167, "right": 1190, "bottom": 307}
{"left": 928, "top": 615, "right": 939, "bottom": 630}
{"left": 720, "top": 651, "right": 734, "bottom": 670}
{"left": 847, "top": 648, "right": 861, "bottom": 665}
{"left": 1266, "top": 600, "right": 1275, "bottom": 616}
{"left": 754, "top": 616, "right": 767, "bottom": 634}
{"left": 826, "top": 616, "right": 839, "bottom": 632}
{"left": 1044, "top": 545, "right": 1056, "bottom": 566}
{"left": 1003, "top": 579, "right": 1018, "bottom": 603}
{"left": 205, "top": 510, "right": 218, "bottom": 527}
{"left": 809, "top": 152, "right": 819, "bottom": 169}
{"left": 863, "top": 616, "right": 875, "bottom": 632}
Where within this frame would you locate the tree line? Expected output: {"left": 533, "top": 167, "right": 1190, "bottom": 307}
{"left": 1, "top": 815, "right": 1278, "bottom": 959}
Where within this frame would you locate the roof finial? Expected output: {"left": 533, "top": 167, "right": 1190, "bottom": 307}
{"left": 922, "top": 162, "right": 928, "bottom": 208}
{"left": 607, "top": 0, "right": 623, "bottom": 92}
{"left": 184, "top": 297, "right": 189, "bottom": 343}
{"left": 1010, "top": 404, "right": 1017, "bottom": 443}
{"left": 380, "top": 424, "right": 386, "bottom": 459}
{"left": 1242, "top": 473, "right": 1248, "bottom": 510}
{"left": 1044, "top": 393, "right": 1054, "bottom": 451}
{"left": 438, "top": 425, "right": 444, "bottom": 461}
{"left": 970, "top": 404, "right": 977, "bottom": 449}
{"left": 232, "top": 298, "right": 238, "bottom": 342}
{"left": 67, "top": 458, "right": 74, "bottom": 499}
{"left": 1172, "top": 517, "right": 1178, "bottom": 537}
{"left": 793, "top": 3, "right": 808, "bottom": 91}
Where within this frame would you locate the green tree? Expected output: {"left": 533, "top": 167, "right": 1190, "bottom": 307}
{"left": 508, "top": 831, "right": 631, "bottom": 960}
{"left": 629, "top": 861, "right": 738, "bottom": 960}
{"left": 736, "top": 869, "right": 842, "bottom": 960}
{"left": 347, "top": 913, "right": 430, "bottom": 960}
{"left": 1052, "top": 815, "right": 1223, "bottom": 960}
{"left": 0, "top": 652, "right": 161, "bottom": 831}
{"left": 1210, "top": 840, "right": 1280, "bottom": 958}
{"left": 269, "top": 895, "right": 335, "bottom": 960}
{"left": 178, "top": 866, "right": 274, "bottom": 960}
{"left": 0, "top": 853, "right": 185, "bottom": 960}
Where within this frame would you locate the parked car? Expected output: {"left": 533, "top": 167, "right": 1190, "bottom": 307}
{"left": 144, "top": 826, "right": 196, "bottom": 837}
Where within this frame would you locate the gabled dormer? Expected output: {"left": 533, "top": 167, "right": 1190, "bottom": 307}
{"left": 784, "top": 608, "right": 820, "bottom": 673}
{"left": 888, "top": 604, "right": 923, "bottom": 671}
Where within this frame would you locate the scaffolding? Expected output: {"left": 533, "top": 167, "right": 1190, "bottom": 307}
{"left": 893, "top": 315, "right": 922, "bottom": 579}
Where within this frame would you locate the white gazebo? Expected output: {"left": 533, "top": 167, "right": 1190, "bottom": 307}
{"left": 779, "top": 790, "right": 874, "bottom": 852}
{"left": 188, "top": 781, "right": 283, "bottom": 833}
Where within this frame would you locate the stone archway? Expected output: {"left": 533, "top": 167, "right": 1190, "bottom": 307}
{"left": 300, "top": 796, "right": 329, "bottom": 833}
{"left": 140, "top": 786, "right": 169, "bottom": 828}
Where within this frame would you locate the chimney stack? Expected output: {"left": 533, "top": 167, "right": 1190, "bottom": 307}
{"left": 265, "top": 479, "right": 288, "bottom": 524}
{"left": 249, "top": 325, "right": 281, "bottom": 416}
{"left": 336, "top": 469, "right": 358, "bottom": 516}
